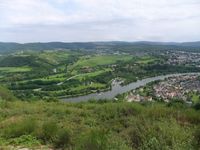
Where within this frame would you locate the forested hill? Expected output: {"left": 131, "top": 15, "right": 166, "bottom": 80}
{"left": 0, "top": 41, "right": 200, "bottom": 53}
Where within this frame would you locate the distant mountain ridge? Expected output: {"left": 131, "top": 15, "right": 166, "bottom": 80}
{"left": 0, "top": 41, "right": 200, "bottom": 53}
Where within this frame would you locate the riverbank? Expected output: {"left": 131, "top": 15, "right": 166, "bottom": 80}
{"left": 61, "top": 72, "right": 200, "bottom": 102}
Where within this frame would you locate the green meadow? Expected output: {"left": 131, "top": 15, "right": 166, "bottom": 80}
{"left": 72, "top": 55, "right": 133, "bottom": 68}
{"left": 0, "top": 66, "right": 32, "bottom": 73}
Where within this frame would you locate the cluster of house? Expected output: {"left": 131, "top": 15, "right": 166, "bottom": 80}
{"left": 165, "top": 51, "right": 200, "bottom": 66}
{"left": 126, "top": 75, "right": 200, "bottom": 103}
{"left": 153, "top": 75, "right": 200, "bottom": 102}
{"left": 126, "top": 92, "right": 153, "bottom": 102}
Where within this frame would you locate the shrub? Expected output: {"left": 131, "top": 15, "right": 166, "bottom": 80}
{"left": 107, "top": 134, "right": 131, "bottom": 150}
{"left": 0, "top": 100, "right": 199, "bottom": 149}
{"left": 3, "top": 119, "right": 37, "bottom": 138}
{"left": 77, "top": 129, "right": 108, "bottom": 150}
{"left": 9, "top": 135, "right": 41, "bottom": 147}
{"left": 54, "top": 129, "right": 71, "bottom": 149}
{"left": 193, "top": 102, "right": 200, "bottom": 110}
{"left": 0, "top": 99, "right": 10, "bottom": 109}
{"left": 39, "top": 121, "right": 58, "bottom": 143}
{"left": 142, "top": 120, "right": 194, "bottom": 150}
{"left": 127, "top": 128, "right": 143, "bottom": 148}
{"left": 123, "top": 118, "right": 194, "bottom": 150}
{"left": 142, "top": 137, "right": 160, "bottom": 150}
{"left": 167, "top": 99, "right": 188, "bottom": 109}
{"left": 0, "top": 86, "right": 17, "bottom": 101}
{"left": 194, "top": 127, "right": 200, "bottom": 148}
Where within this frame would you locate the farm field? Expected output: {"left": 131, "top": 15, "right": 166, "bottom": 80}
{"left": 0, "top": 51, "right": 136, "bottom": 100}
{"left": 0, "top": 44, "right": 200, "bottom": 150}
{"left": 0, "top": 66, "right": 32, "bottom": 73}
{"left": 136, "top": 56, "right": 159, "bottom": 64}
{"left": 1, "top": 50, "right": 200, "bottom": 101}
{"left": 71, "top": 54, "right": 133, "bottom": 69}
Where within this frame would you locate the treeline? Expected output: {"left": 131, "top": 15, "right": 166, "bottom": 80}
{"left": 113, "top": 60, "right": 200, "bottom": 84}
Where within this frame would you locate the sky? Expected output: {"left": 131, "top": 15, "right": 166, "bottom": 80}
{"left": 0, "top": 0, "right": 200, "bottom": 43}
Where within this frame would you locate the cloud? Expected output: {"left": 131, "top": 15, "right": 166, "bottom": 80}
{"left": 0, "top": 0, "right": 200, "bottom": 42}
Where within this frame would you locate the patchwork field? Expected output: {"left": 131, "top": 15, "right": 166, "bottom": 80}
{"left": 1, "top": 50, "right": 198, "bottom": 100}
{"left": 0, "top": 51, "right": 136, "bottom": 99}
{"left": 136, "top": 56, "right": 159, "bottom": 64}
{"left": 0, "top": 44, "right": 200, "bottom": 149}
{"left": 72, "top": 55, "right": 133, "bottom": 68}
{"left": 0, "top": 66, "right": 32, "bottom": 73}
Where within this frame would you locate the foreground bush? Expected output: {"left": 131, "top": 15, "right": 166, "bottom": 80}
{"left": 0, "top": 101, "right": 199, "bottom": 149}
{"left": 54, "top": 129, "right": 71, "bottom": 149}
{"left": 2, "top": 119, "right": 37, "bottom": 139}
{"left": 39, "top": 121, "right": 58, "bottom": 143}
{"left": 0, "top": 86, "right": 17, "bottom": 101}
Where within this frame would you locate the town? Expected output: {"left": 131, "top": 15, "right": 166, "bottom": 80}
{"left": 165, "top": 50, "right": 200, "bottom": 66}
{"left": 126, "top": 74, "right": 200, "bottom": 103}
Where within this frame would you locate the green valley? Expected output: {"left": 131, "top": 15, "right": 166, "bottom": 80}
{"left": 0, "top": 42, "right": 200, "bottom": 149}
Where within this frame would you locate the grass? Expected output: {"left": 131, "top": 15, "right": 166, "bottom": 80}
{"left": 0, "top": 100, "right": 199, "bottom": 149}
{"left": 38, "top": 51, "right": 70, "bottom": 65}
{"left": 191, "top": 93, "right": 200, "bottom": 104}
{"left": 70, "top": 83, "right": 107, "bottom": 91}
{"left": 72, "top": 55, "right": 132, "bottom": 68}
{"left": 18, "top": 69, "right": 110, "bottom": 84}
{"left": 136, "top": 56, "right": 158, "bottom": 64}
{"left": 187, "top": 92, "right": 200, "bottom": 104}
{"left": 16, "top": 73, "right": 68, "bottom": 85}
{"left": 0, "top": 53, "right": 167, "bottom": 100}
{"left": 0, "top": 66, "right": 32, "bottom": 73}
{"left": 13, "top": 69, "right": 111, "bottom": 94}
{"left": 38, "top": 73, "right": 67, "bottom": 82}
{"left": 74, "top": 69, "right": 111, "bottom": 80}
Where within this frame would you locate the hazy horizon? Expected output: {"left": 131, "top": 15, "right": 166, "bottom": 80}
{"left": 1, "top": 40, "right": 200, "bottom": 45}
{"left": 0, "top": 0, "right": 200, "bottom": 43}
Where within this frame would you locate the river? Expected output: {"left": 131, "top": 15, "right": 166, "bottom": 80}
{"left": 61, "top": 73, "right": 200, "bottom": 102}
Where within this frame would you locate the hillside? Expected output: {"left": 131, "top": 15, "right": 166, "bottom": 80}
{"left": 0, "top": 44, "right": 200, "bottom": 149}
{"left": 0, "top": 99, "right": 199, "bottom": 149}
{"left": 0, "top": 55, "right": 51, "bottom": 68}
